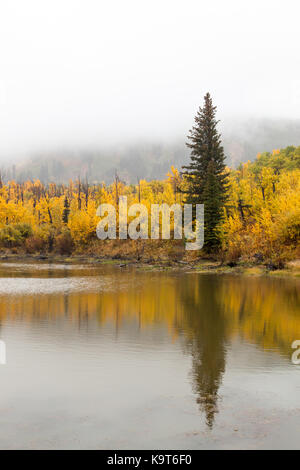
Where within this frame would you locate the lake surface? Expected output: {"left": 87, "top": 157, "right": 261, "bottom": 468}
{"left": 0, "top": 261, "right": 299, "bottom": 449}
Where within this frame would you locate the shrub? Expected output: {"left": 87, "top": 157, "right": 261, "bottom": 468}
{"left": 14, "top": 223, "right": 33, "bottom": 239}
{"left": 34, "top": 224, "right": 56, "bottom": 252}
{"left": 54, "top": 229, "right": 74, "bottom": 255}
{"left": 0, "top": 226, "right": 23, "bottom": 247}
{"left": 25, "top": 236, "right": 46, "bottom": 254}
{"left": 281, "top": 212, "right": 300, "bottom": 244}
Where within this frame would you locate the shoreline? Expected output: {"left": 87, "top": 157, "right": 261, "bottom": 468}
{"left": 0, "top": 253, "right": 299, "bottom": 278}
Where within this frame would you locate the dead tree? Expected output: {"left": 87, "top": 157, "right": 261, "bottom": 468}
{"left": 82, "top": 177, "right": 89, "bottom": 208}
{"left": 77, "top": 177, "right": 82, "bottom": 210}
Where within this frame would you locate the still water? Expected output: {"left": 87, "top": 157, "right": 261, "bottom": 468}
{"left": 0, "top": 262, "right": 299, "bottom": 449}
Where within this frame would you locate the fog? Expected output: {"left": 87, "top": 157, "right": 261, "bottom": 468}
{"left": 0, "top": 0, "right": 299, "bottom": 163}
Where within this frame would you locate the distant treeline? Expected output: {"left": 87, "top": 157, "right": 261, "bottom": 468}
{"left": 1, "top": 118, "right": 300, "bottom": 184}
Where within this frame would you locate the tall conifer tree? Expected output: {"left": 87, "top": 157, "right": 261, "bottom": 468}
{"left": 182, "top": 93, "right": 228, "bottom": 251}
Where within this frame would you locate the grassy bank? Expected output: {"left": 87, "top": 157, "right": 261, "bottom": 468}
{"left": 1, "top": 245, "right": 299, "bottom": 278}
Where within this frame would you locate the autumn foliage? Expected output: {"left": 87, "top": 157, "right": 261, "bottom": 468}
{"left": 0, "top": 146, "right": 299, "bottom": 265}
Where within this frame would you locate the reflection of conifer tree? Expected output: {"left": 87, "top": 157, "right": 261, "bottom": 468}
{"left": 180, "top": 276, "right": 227, "bottom": 427}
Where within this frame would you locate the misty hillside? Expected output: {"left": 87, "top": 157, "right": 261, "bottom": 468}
{"left": 2, "top": 118, "right": 300, "bottom": 184}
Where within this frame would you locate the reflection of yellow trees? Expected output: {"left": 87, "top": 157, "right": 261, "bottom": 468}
{"left": 215, "top": 277, "right": 300, "bottom": 354}
{"left": 177, "top": 275, "right": 300, "bottom": 424}
{"left": 0, "top": 270, "right": 299, "bottom": 426}
{"left": 0, "top": 272, "right": 299, "bottom": 356}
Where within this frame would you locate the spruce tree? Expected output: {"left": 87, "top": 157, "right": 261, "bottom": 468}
{"left": 62, "top": 196, "right": 70, "bottom": 224}
{"left": 182, "top": 93, "right": 228, "bottom": 251}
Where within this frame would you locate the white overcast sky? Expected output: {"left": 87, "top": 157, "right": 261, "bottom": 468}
{"left": 0, "top": 0, "right": 299, "bottom": 159}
